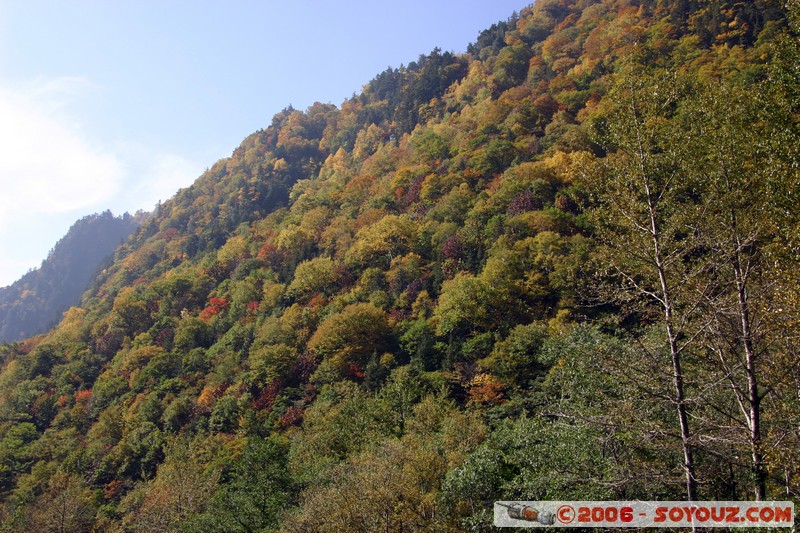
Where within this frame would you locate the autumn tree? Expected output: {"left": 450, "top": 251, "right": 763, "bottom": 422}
{"left": 676, "top": 80, "right": 778, "bottom": 500}
{"left": 286, "top": 256, "right": 340, "bottom": 301}
{"left": 307, "top": 303, "right": 390, "bottom": 379}
{"left": 585, "top": 68, "right": 704, "bottom": 500}
{"left": 119, "top": 437, "right": 220, "bottom": 532}
{"left": 25, "top": 471, "right": 97, "bottom": 533}
{"left": 344, "top": 214, "right": 417, "bottom": 268}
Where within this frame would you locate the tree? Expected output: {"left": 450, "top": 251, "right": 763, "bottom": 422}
{"left": 110, "top": 287, "right": 151, "bottom": 338}
{"left": 677, "top": 80, "right": 776, "bottom": 500}
{"left": 762, "top": 0, "right": 800, "bottom": 499}
{"left": 120, "top": 437, "right": 220, "bottom": 532}
{"left": 585, "top": 68, "right": 703, "bottom": 501}
{"left": 285, "top": 395, "right": 481, "bottom": 532}
{"left": 186, "top": 437, "right": 295, "bottom": 533}
{"left": 25, "top": 471, "right": 96, "bottom": 533}
{"left": 433, "top": 272, "right": 493, "bottom": 337}
{"left": 286, "top": 256, "right": 340, "bottom": 301}
{"left": 344, "top": 215, "right": 417, "bottom": 268}
{"left": 479, "top": 322, "right": 549, "bottom": 388}
{"left": 307, "top": 303, "right": 390, "bottom": 379}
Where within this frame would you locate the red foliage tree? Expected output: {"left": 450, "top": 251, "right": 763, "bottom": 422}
{"left": 199, "top": 297, "right": 229, "bottom": 321}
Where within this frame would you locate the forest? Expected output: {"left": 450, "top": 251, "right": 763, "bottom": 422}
{"left": 0, "top": 0, "right": 798, "bottom": 530}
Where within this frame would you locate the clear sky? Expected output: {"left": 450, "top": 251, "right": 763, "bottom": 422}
{"left": 0, "top": 0, "right": 530, "bottom": 286}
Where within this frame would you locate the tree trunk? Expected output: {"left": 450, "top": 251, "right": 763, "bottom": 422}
{"left": 730, "top": 225, "right": 766, "bottom": 500}
{"left": 646, "top": 175, "right": 698, "bottom": 501}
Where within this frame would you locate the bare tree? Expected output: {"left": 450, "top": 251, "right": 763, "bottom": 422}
{"left": 584, "top": 68, "right": 707, "bottom": 501}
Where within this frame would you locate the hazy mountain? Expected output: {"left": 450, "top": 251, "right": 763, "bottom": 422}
{"left": 0, "top": 210, "right": 142, "bottom": 342}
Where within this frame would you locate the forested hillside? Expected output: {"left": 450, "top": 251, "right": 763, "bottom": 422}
{"left": 0, "top": 0, "right": 798, "bottom": 530}
{"left": 0, "top": 211, "right": 141, "bottom": 343}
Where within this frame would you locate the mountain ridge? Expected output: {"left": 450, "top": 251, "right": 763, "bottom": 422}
{"left": 0, "top": 210, "right": 142, "bottom": 343}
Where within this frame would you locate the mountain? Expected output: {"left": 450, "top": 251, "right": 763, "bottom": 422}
{"left": 0, "top": 211, "right": 142, "bottom": 343}
{"left": 0, "top": 1, "right": 797, "bottom": 530}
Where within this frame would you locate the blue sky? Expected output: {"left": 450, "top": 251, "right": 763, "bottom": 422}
{"left": 0, "top": 0, "right": 530, "bottom": 286}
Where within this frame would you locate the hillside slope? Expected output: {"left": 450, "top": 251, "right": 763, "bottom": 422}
{"left": 0, "top": 1, "right": 797, "bottom": 530}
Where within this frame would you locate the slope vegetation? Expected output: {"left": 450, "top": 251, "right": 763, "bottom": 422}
{"left": 0, "top": 1, "right": 797, "bottom": 530}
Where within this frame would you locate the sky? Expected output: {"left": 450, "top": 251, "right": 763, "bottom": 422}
{"left": 0, "top": 0, "right": 530, "bottom": 287}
